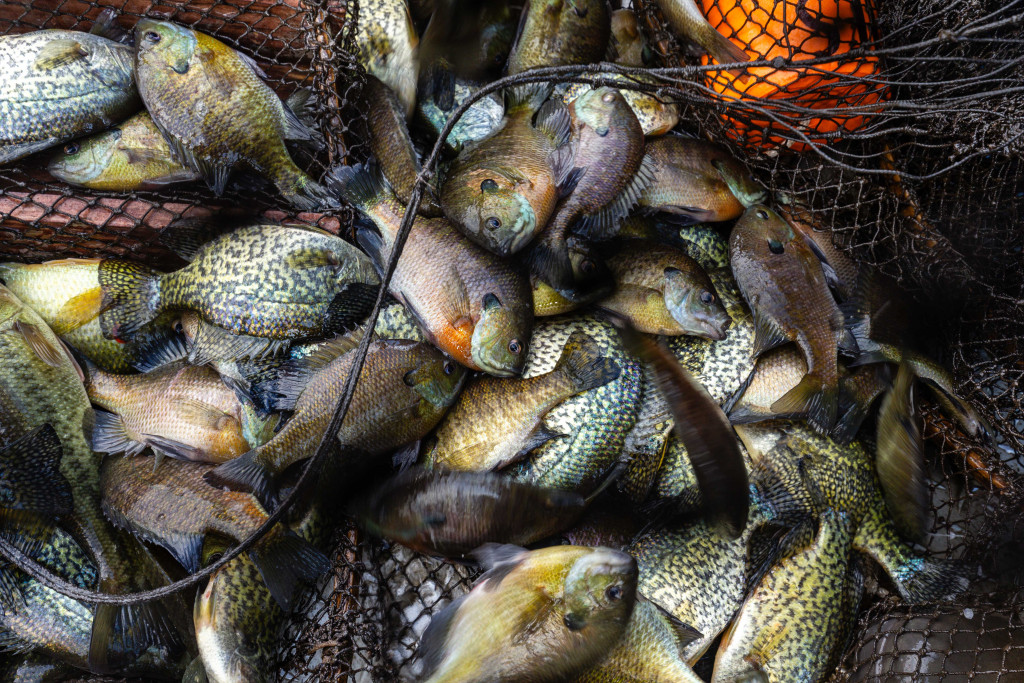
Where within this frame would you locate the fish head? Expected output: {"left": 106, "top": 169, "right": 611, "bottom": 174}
{"left": 471, "top": 293, "right": 529, "bottom": 377}
{"left": 466, "top": 178, "right": 538, "bottom": 256}
{"left": 194, "top": 573, "right": 267, "bottom": 683}
{"left": 664, "top": 267, "right": 731, "bottom": 340}
{"left": 571, "top": 87, "right": 635, "bottom": 136}
{"left": 610, "top": 9, "right": 643, "bottom": 64}
{"left": 561, "top": 547, "right": 637, "bottom": 631}
{"left": 735, "top": 204, "right": 797, "bottom": 256}
{"left": 713, "top": 158, "right": 766, "bottom": 208}
{"left": 567, "top": 237, "right": 613, "bottom": 296}
{"left": 135, "top": 19, "right": 198, "bottom": 76}
{"left": 403, "top": 346, "right": 468, "bottom": 410}
{"left": 48, "top": 133, "right": 121, "bottom": 186}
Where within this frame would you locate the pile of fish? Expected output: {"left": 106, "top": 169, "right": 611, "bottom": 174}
{"left": 0, "top": 1, "right": 992, "bottom": 682}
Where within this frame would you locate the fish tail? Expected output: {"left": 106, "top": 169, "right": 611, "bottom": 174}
{"left": 524, "top": 226, "right": 575, "bottom": 294}
{"left": 97, "top": 260, "right": 161, "bottom": 341}
{"left": 0, "top": 424, "right": 73, "bottom": 517}
{"left": 324, "top": 282, "right": 379, "bottom": 333}
{"left": 325, "top": 160, "right": 390, "bottom": 211}
{"left": 203, "top": 451, "right": 279, "bottom": 512}
{"left": 555, "top": 330, "right": 621, "bottom": 393}
{"left": 89, "top": 597, "right": 187, "bottom": 675}
{"left": 250, "top": 527, "right": 331, "bottom": 612}
{"left": 770, "top": 371, "right": 838, "bottom": 433}
{"left": 274, "top": 162, "right": 335, "bottom": 212}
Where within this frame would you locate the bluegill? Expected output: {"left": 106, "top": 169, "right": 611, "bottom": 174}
{"left": 558, "top": 78, "right": 682, "bottom": 138}
{"left": 134, "top": 20, "right": 331, "bottom": 209}
{"left": 0, "top": 26, "right": 139, "bottom": 165}
{"left": 654, "top": 0, "right": 751, "bottom": 69}
{"left": 419, "top": 544, "right": 637, "bottom": 683}
{"left": 532, "top": 237, "right": 613, "bottom": 317}
{"left": 506, "top": 0, "right": 611, "bottom": 76}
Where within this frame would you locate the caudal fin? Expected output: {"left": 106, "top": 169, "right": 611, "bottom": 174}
{"left": 97, "top": 260, "right": 161, "bottom": 341}
{"left": 771, "top": 371, "right": 837, "bottom": 434}
{"left": 250, "top": 528, "right": 331, "bottom": 612}
{"left": 276, "top": 164, "right": 336, "bottom": 212}
{"left": 0, "top": 424, "right": 72, "bottom": 517}
{"left": 555, "top": 330, "right": 621, "bottom": 393}
{"left": 203, "top": 451, "right": 279, "bottom": 511}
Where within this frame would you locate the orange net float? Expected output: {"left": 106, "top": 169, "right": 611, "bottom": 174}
{"left": 701, "top": 0, "right": 888, "bottom": 151}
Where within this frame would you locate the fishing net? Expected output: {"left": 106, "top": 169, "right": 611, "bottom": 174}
{"left": 2, "top": 0, "right": 1023, "bottom": 680}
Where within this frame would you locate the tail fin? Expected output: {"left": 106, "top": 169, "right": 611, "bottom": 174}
{"left": 0, "top": 424, "right": 72, "bottom": 517}
{"left": 275, "top": 163, "right": 336, "bottom": 212}
{"left": 523, "top": 227, "right": 576, "bottom": 294}
{"left": 90, "top": 598, "right": 188, "bottom": 677}
{"left": 555, "top": 329, "right": 621, "bottom": 393}
{"left": 505, "top": 82, "right": 553, "bottom": 114}
{"left": 97, "top": 260, "right": 161, "bottom": 341}
{"left": 250, "top": 528, "right": 331, "bottom": 612}
{"left": 130, "top": 325, "right": 192, "bottom": 373}
{"left": 325, "top": 282, "right": 379, "bottom": 333}
{"left": 876, "top": 363, "right": 926, "bottom": 543}
{"left": 325, "top": 161, "right": 390, "bottom": 211}
{"left": 203, "top": 451, "right": 279, "bottom": 512}
{"left": 770, "top": 372, "right": 837, "bottom": 434}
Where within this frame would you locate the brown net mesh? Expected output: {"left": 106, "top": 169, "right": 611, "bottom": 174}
{"left": 2, "top": 0, "right": 1024, "bottom": 680}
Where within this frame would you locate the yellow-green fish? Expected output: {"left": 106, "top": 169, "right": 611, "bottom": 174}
{"left": 419, "top": 544, "right": 637, "bottom": 683}
{"left": 98, "top": 223, "right": 379, "bottom": 364}
{"left": 599, "top": 240, "right": 730, "bottom": 338}
{"left": 505, "top": 0, "right": 611, "bottom": 76}
{"left": 0, "top": 25, "right": 139, "bottom": 165}
{"left": 532, "top": 237, "right": 613, "bottom": 317}
{"left": 205, "top": 338, "right": 466, "bottom": 509}
{"left": 654, "top": 0, "right": 751, "bottom": 69}
{"left": 356, "top": 0, "right": 419, "bottom": 119}
{"left": 426, "top": 330, "right": 619, "bottom": 471}
{"left": 0, "top": 423, "right": 72, "bottom": 518}
{"left": 46, "top": 111, "right": 199, "bottom": 191}
{"left": 134, "top": 20, "right": 330, "bottom": 209}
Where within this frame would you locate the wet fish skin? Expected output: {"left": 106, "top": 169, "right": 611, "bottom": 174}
{"left": 355, "top": 468, "right": 587, "bottom": 558}
{"left": 427, "top": 329, "right": 619, "bottom": 472}
{"left": 506, "top": 0, "right": 611, "bottom": 76}
{"left": 134, "top": 20, "right": 330, "bottom": 209}
{"left": 0, "top": 29, "right": 139, "bottom": 165}
{"left": 415, "top": 76, "right": 505, "bottom": 153}
{"left": 532, "top": 237, "right": 613, "bottom": 317}
{"left": 653, "top": 0, "right": 751, "bottom": 68}
{"left": 47, "top": 111, "right": 199, "bottom": 191}
{"left": 331, "top": 162, "right": 532, "bottom": 376}
{"left": 876, "top": 362, "right": 926, "bottom": 543}
{"left": 558, "top": 79, "right": 681, "bottom": 138}
{"left": 419, "top": 544, "right": 637, "bottom": 683}
{"left": 609, "top": 8, "right": 647, "bottom": 67}
{"left": 600, "top": 240, "right": 730, "bottom": 338}
{"left": 355, "top": 0, "right": 419, "bottom": 119}
{"left": 730, "top": 205, "right": 846, "bottom": 432}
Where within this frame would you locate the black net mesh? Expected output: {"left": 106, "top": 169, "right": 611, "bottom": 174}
{"left": 2, "top": 0, "right": 1023, "bottom": 680}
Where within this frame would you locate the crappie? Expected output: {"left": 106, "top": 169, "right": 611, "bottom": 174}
{"left": 426, "top": 330, "right": 619, "bottom": 471}
{"left": 98, "top": 223, "right": 379, "bottom": 364}
{"left": 330, "top": 162, "right": 532, "bottom": 376}
{"left": 206, "top": 338, "right": 466, "bottom": 509}
{"left": 0, "top": 424, "right": 72, "bottom": 518}
{"left": 599, "top": 240, "right": 730, "bottom": 338}
{"left": 47, "top": 111, "right": 199, "bottom": 191}
{"left": 83, "top": 359, "right": 273, "bottom": 465}
{"left": 528, "top": 87, "right": 653, "bottom": 295}
{"left": 0, "top": 258, "right": 187, "bottom": 374}
{"left": 507, "top": 315, "right": 643, "bottom": 493}
{"left": 654, "top": 0, "right": 751, "bottom": 69}
{"left": 134, "top": 20, "right": 331, "bottom": 209}
{"left": 638, "top": 136, "right": 765, "bottom": 222}
{"left": 440, "top": 90, "right": 575, "bottom": 256}
{"left": 0, "top": 28, "right": 139, "bottom": 165}
{"left": 419, "top": 544, "right": 637, "bottom": 683}
{"left": 355, "top": 468, "right": 587, "bottom": 558}
{"left": 730, "top": 205, "right": 847, "bottom": 432}
{"left": 506, "top": 0, "right": 610, "bottom": 75}
{"left": 0, "top": 285, "right": 188, "bottom": 675}
{"left": 355, "top": 0, "right": 419, "bottom": 119}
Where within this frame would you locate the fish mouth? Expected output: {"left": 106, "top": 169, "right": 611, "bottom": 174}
{"left": 701, "top": 315, "right": 731, "bottom": 341}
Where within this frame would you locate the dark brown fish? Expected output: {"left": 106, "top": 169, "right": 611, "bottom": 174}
{"left": 505, "top": 0, "right": 611, "bottom": 76}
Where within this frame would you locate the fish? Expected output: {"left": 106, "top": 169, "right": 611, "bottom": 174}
{"left": 506, "top": 315, "right": 644, "bottom": 494}
{"left": 417, "top": 0, "right": 516, "bottom": 83}
{"left": 576, "top": 597, "right": 705, "bottom": 683}
{"left": 0, "top": 25, "right": 139, "bottom": 165}
{"left": 653, "top": 0, "right": 751, "bottom": 69}
{"left": 558, "top": 79, "right": 682, "bottom": 138}
{"left": 729, "top": 205, "right": 849, "bottom": 432}
{"left": 415, "top": 76, "right": 505, "bottom": 153}
{"left": 82, "top": 359, "right": 275, "bottom": 465}
{"left": 354, "top": 467, "right": 587, "bottom": 558}
{"left": 598, "top": 240, "right": 731, "bottom": 338}
{"left": 560, "top": 506, "right": 642, "bottom": 550}
{"left": 329, "top": 162, "right": 533, "bottom": 376}
{"left": 426, "top": 329, "right": 620, "bottom": 472}
{"left": 362, "top": 74, "right": 442, "bottom": 217}
{"left": 0, "top": 424, "right": 73, "bottom": 518}
{"left": 97, "top": 222, "right": 379, "bottom": 365}
{"left": 778, "top": 202, "right": 858, "bottom": 301}
{"left": 355, "top": 0, "right": 419, "bottom": 119}
{"left": 712, "top": 510, "right": 855, "bottom": 683}
{"left": 532, "top": 237, "right": 613, "bottom": 317}
{"left": 637, "top": 135, "right": 765, "bottom": 223}
{"left": 0, "top": 258, "right": 189, "bottom": 374}
{"left": 419, "top": 544, "right": 637, "bottom": 683}
{"left": 46, "top": 111, "right": 199, "bottom": 191}
{"left": 439, "top": 89, "right": 576, "bottom": 257}
{"left": 0, "top": 284, "right": 188, "bottom": 676}
{"left": 205, "top": 338, "right": 466, "bottom": 509}
{"left": 735, "top": 421, "right": 968, "bottom": 603}
{"left": 609, "top": 8, "right": 648, "bottom": 67}
{"left": 505, "top": 0, "right": 611, "bottom": 76}
{"left": 134, "top": 20, "right": 331, "bottom": 209}
{"left": 100, "top": 455, "right": 329, "bottom": 610}
{"left": 527, "top": 87, "right": 654, "bottom": 295}
{"left": 876, "top": 362, "right": 926, "bottom": 543}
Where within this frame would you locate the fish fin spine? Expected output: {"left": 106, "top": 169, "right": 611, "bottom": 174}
{"left": 556, "top": 330, "right": 621, "bottom": 393}
{"left": 249, "top": 527, "right": 330, "bottom": 611}
{"left": 97, "top": 259, "right": 162, "bottom": 340}
{"left": 770, "top": 372, "right": 837, "bottom": 433}
{"left": 203, "top": 450, "right": 279, "bottom": 511}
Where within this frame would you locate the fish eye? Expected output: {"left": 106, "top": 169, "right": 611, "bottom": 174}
{"left": 601, "top": 92, "right": 616, "bottom": 104}
{"left": 605, "top": 585, "right": 623, "bottom": 601}
{"left": 173, "top": 321, "right": 183, "bottom": 333}
{"left": 402, "top": 370, "right": 416, "bottom": 387}
{"left": 508, "top": 339, "right": 522, "bottom": 355}
{"left": 145, "top": 31, "right": 161, "bottom": 43}
{"left": 767, "top": 239, "right": 785, "bottom": 255}
{"left": 63, "top": 142, "right": 79, "bottom": 155}
{"left": 485, "top": 216, "right": 501, "bottom": 230}
{"left": 756, "top": 209, "right": 769, "bottom": 220}
{"left": 595, "top": 126, "right": 610, "bottom": 137}
{"left": 700, "top": 290, "right": 715, "bottom": 305}
{"left": 480, "top": 178, "right": 499, "bottom": 192}
{"left": 442, "top": 361, "right": 455, "bottom": 376}
{"left": 580, "top": 259, "right": 596, "bottom": 275}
